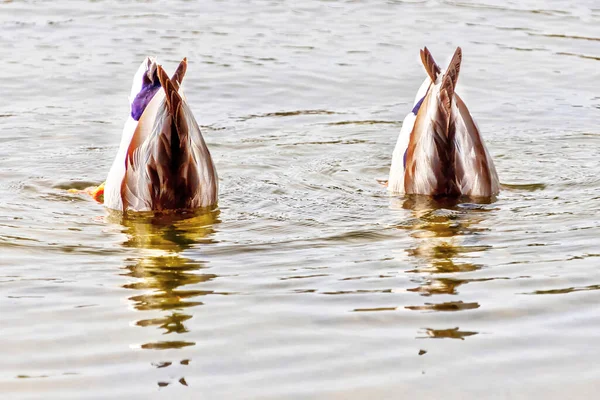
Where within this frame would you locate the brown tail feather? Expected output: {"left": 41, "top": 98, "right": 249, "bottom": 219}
{"left": 420, "top": 46, "right": 442, "bottom": 82}
{"left": 439, "top": 47, "right": 462, "bottom": 119}
{"left": 170, "top": 58, "right": 187, "bottom": 92}
{"left": 435, "top": 47, "right": 463, "bottom": 196}
{"left": 157, "top": 65, "right": 183, "bottom": 120}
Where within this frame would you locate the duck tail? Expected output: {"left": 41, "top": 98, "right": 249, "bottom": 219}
{"left": 146, "top": 63, "right": 199, "bottom": 209}
{"left": 433, "top": 47, "right": 462, "bottom": 196}
{"left": 404, "top": 47, "right": 463, "bottom": 196}
{"left": 119, "top": 58, "right": 217, "bottom": 211}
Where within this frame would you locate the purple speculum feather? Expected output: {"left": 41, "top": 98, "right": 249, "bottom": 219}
{"left": 130, "top": 72, "right": 161, "bottom": 121}
{"left": 411, "top": 95, "right": 425, "bottom": 115}
{"left": 404, "top": 94, "right": 427, "bottom": 167}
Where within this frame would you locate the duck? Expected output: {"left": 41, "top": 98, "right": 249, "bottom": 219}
{"left": 97, "top": 57, "right": 218, "bottom": 212}
{"left": 388, "top": 47, "right": 499, "bottom": 198}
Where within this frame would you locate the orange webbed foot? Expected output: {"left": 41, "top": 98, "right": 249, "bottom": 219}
{"left": 68, "top": 182, "right": 105, "bottom": 203}
{"left": 86, "top": 182, "right": 105, "bottom": 202}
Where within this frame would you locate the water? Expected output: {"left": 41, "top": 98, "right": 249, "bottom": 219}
{"left": 1, "top": 0, "right": 600, "bottom": 398}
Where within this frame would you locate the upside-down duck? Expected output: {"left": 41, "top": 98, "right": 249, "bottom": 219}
{"left": 94, "top": 57, "right": 218, "bottom": 212}
{"left": 388, "top": 47, "right": 499, "bottom": 198}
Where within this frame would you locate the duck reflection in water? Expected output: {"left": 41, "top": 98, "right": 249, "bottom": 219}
{"left": 394, "top": 195, "right": 494, "bottom": 321}
{"left": 109, "top": 208, "right": 221, "bottom": 350}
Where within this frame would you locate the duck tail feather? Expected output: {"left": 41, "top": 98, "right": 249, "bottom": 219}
{"left": 170, "top": 57, "right": 187, "bottom": 92}
{"left": 420, "top": 46, "right": 442, "bottom": 82}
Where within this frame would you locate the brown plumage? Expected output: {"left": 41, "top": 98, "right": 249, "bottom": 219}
{"left": 404, "top": 48, "right": 463, "bottom": 196}
{"left": 170, "top": 57, "right": 187, "bottom": 91}
{"left": 395, "top": 47, "right": 499, "bottom": 198}
{"left": 124, "top": 59, "right": 188, "bottom": 169}
{"left": 435, "top": 47, "right": 461, "bottom": 196}
{"left": 420, "top": 46, "right": 441, "bottom": 82}
{"left": 455, "top": 94, "right": 492, "bottom": 191}
{"left": 119, "top": 59, "right": 218, "bottom": 212}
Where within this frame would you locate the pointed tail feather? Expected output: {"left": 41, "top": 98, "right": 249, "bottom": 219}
{"left": 420, "top": 46, "right": 442, "bottom": 83}
{"left": 437, "top": 47, "right": 462, "bottom": 144}
{"left": 157, "top": 65, "right": 183, "bottom": 121}
{"left": 439, "top": 47, "right": 461, "bottom": 121}
{"left": 170, "top": 58, "right": 187, "bottom": 92}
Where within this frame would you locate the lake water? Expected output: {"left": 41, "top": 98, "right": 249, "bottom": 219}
{"left": 1, "top": 0, "right": 600, "bottom": 398}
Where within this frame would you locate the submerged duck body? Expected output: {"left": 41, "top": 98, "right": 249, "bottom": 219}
{"left": 388, "top": 47, "right": 499, "bottom": 198}
{"left": 104, "top": 57, "right": 218, "bottom": 212}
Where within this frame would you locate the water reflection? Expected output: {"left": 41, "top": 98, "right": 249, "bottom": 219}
{"left": 112, "top": 209, "right": 221, "bottom": 350}
{"left": 394, "top": 195, "right": 493, "bottom": 304}
{"left": 524, "top": 284, "right": 600, "bottom": 295}
{"left": 405, "top": 301, "right": 480, "bottom": 312}
{"left": 417, "top": 327, "right": 478, "bottom": 340}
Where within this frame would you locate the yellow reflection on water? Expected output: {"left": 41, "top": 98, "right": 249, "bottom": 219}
{"left": 110, "top": 209, "right": 221, "bottom": 350}
{"left": 393, "top": 195, "right": 495, "bottom": 338}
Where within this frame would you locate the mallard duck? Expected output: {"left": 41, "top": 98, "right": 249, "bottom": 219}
{"left": 98, "top": 57, "right": 218, "bottom": 212}
{"left": 388, "top": 47, "right": 499, "bottom": 198}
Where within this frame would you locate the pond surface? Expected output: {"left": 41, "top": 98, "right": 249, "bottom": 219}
{"left": 1, "top": 0, "right": 600, "bottom": 398}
